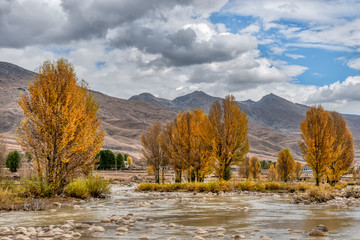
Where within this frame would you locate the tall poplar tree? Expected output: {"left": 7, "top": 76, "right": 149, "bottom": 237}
{"left": 299, "top": 106, "right": 335, "bottom": 186}
{"left": 209, "top": 95, "right": 249, "bottom": 180}
{"left": 276, "top": 148, "right": 295, "bottom": 182}
{"left": 141, "top": 121, "right": 167, "bottom": 183}
{"left": 17, "top": 59, "right": 104, "bottom": 192}
{"left": 326, "top": 112, "right": 354, "bottom": 186}
{"left": 159, "top": 109, "right": 214, "bottom": 182}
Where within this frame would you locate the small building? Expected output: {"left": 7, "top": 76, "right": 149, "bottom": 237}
{"left": 302, "top": 165, "right": 312, "bottom": 172}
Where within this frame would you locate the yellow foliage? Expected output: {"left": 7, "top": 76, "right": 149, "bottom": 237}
{"left": 276, "top": 148, "right": 295, "bottom": 182}
{"left": 294, "top": 162, "right": 303, "bottom": 180}
{"left": 159, "top": 109, "right": 215, "bottom": 182}
{"left": 17, "top": 59, "right": 104, "bottom": 192}
{"left": 299, "top": 106, "right": 335, "bottom": 186}
{"left": 209, "top": 95, "right": 249, "bottom": 180}
{"left": 127, "top": 156, "right": 133, "bottom": 166}
{"left": 326, "top": 112, "right": 354, "bottom": 186}
{"left": 267, "top": 164, "right": 278, "bottom": 181}
{"left": 248, "top": 156, "right": 261, "bottom": 180}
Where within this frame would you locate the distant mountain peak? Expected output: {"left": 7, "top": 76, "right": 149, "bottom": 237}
{"left": 258, "top": 93, "right": 292, "bottom": 105}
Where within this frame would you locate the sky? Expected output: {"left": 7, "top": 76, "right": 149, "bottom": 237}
{"left": 1, "top": 0, "right": 360, "bottom": 114}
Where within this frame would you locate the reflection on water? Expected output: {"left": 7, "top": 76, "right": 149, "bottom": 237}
{"left": 1, "top": 185, "right": 360, "bottom": 240}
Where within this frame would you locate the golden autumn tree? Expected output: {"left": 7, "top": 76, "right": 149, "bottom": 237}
{"left": 209, "top": 95, "right": 249, "bottom": 180}
{"left": 238, "top": 156, "right": 250, "bottom": 179}
{"left": 299, "top": 106, "right": 335, "bottom": 186}
{"left": 249, "top": 156, "right": 261, "bottom": 180}
{"left": 17, "top": 59, "right": 104, "bottom": 192}
{"left": 294, "top": 162, "right": 303, "bottom": 181}
{"left": 158, "top": 120, "right": 186, "bottom": 183}
{"left": 141, "top": 121, "right": 167, "bottom": 184}
{"left": 159, "top": 109, "right": 214, "bottom": 182}
{"left": 326, "top": 112, "right": 354, "bottom": 186}
{"left": 267, "top": 164, "right": 278, "bottom": 181}
{"left": 276, "top": 148, "right": 295, "bottom": 182}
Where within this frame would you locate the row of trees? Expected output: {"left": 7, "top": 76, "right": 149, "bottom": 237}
{"left": 238, "top": 149, "right": 303, "bottom": 182}
{"left": 142, "top": 102, "right": 355, "bottom": 185}
{"left": 142, "top": 95, "right": 249, "bottom": 183}
{"left": 97, "top": 149, "right": 132, "bottom": 170}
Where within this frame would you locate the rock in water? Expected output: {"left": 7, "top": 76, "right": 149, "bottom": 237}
{"left": 308, "top": 225, "right": 329, "bottom": 236}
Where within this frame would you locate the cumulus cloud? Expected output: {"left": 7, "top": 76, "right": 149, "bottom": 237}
{"left": 3, "top": 0, "right": 360, "bottom": 114}
{"left": 110, "top": 24, "right": 257, "bottom": 67}
{"left": 306, "top": 76, "right": 360, "bottom": 103}
{"left": 188, "top": 51, "right": 307, "bottom": 90}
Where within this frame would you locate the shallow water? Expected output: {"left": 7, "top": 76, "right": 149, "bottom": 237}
{"left": 1, "top": 185, "right": 360, "bottom": 239}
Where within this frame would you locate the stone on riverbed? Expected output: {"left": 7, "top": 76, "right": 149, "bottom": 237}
{"left": 231, "top": 235, "right": 246, "bottom": 239}
{"left": 216, "top": 227, "right": 226, "bottom": 232}
{"left": 101, "top": 218, "right": 111, "bottom": 223}
{"left": 308, "top": 225, "right": 329, "bottom": 236}
{"left": 138, "top": 236, "right": 150, "bottom": 240}
{"left": 115, "top": 227, "right": 128, "bottom": 233}
{"left": 193, "top": 236, "right": 205, "bottom": 240}
{"left": 88, "top": 226, "right": 105, "bottom": 233}
{"left": 195, "top": 229, "right": 208, "bottom": 234}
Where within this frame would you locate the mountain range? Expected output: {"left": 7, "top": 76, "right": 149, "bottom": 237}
{"left": 1, "top": 62, "right": 359, "bottom": 163}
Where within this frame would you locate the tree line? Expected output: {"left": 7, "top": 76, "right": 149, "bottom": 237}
{"left": 142, "top": 95, "right": 249, "bottom": 183}
{"left": 96, "top": 149, "right": 132, "bottom": 170}
{"left": 142, "top": 101, "right": 355, "bottom": 186}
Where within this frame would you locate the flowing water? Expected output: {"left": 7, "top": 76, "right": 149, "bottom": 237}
{"left": 1, "top": 185, "right": 360, "bottom": 239}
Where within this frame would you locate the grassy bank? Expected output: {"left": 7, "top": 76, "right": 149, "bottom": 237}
{"left": 0, "top": 174, "right": 110, "bottom": 211}
{"left": 137, "top": 181, "right": 316, "bottom": 193}
{"left": 137, "top": 181, "right": 360, "bottom": 204}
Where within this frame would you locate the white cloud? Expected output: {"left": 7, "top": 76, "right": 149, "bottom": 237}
{"left": 2, "top": 0, "right": 360, "bottom": 114}
{"left": 348, "top": 58, "right": 360, "bottom": 70}
{"left": 306, "top": 76, "right": 360, "bottom": 104}
{"left": 285, "top": 53, "right": 305, "bottom": 59}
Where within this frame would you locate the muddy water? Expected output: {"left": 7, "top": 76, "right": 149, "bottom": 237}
{"left": 1, "top": 185, "right": 360, "bottom": 239}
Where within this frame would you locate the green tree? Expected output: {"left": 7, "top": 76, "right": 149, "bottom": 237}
{"left": 115, "top": 153, "right": 125, "bottom": 169}
{"left": 6, "top": 151, "right": 21, "bottom": 173}
{"left": 98, "top": 150, "right": 115, "bottom": 170}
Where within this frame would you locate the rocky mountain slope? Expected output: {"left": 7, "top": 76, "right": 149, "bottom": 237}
{"left": 1, "top": 62, "right": 359, "bottom": 163}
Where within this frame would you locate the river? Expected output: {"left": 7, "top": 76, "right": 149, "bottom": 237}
{"left": 0, "top": 185, "right": 359, "bottom": 239}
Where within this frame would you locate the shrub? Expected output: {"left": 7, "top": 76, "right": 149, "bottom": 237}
{"left": 85, "top": 175, "right": 110, "bottom": 198}
{"left": 65, "top": 178, "right": 89, "bottom": 199}
{"left": 235, "top": 181, "right": 256, "bottom": 191}
{"left": 306, "top": 187, "right": 335, "bottom": 203}
{"left": 264, "top": 181, "right": 285, "bottom": 191}
{"left": 97, "top": 150, "right": 115, "bottom": 170}
{"left": 20, "top": 178, "right": 55, "bottom": 198}
{"left": 6, "top": 151, "right": 21, "bottom": 173}
{"left": 116, "top": 153, "right": 125, "bottom": 169}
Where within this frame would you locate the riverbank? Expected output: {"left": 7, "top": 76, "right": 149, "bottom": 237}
{"left": 0, "top": 175, "right": 110, "bottom": 211}
{"left": 137, "top": 181, "right": 360, "bottom": 205}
